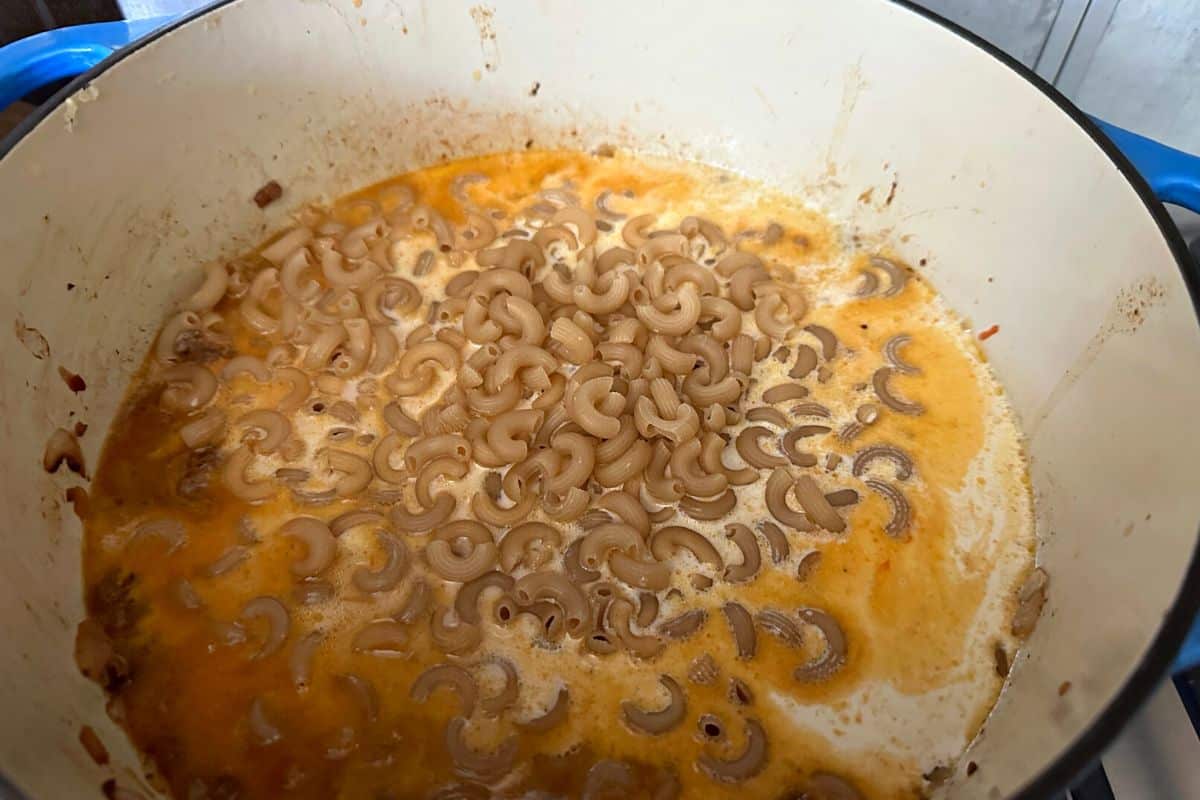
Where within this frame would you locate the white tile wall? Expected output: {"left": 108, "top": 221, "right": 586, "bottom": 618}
{"left": 915, "top": 0, "right": 1200, "bottom": 154}
{"left": 1071, "top": 0, "right": 1200, "bottom": 152}
{"left": 915, "top": 0, "right": 1064, "bottom": 67}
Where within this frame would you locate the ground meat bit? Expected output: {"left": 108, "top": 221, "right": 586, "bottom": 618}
{"left": 253, "top": 180, "right": 283, "bottom": 208}
{"left": 177, "top": 446, "right": 220, "bottom": 499}
{"left": 172, "top": 328, "right": 231, "bottom": 364}
{"left": 79, "top": 725, "right": 109, "bottom": 765}
{"left": 58, "top": 366, "right": 87, "bottom": 392}
{"left": 88, "top": 569, "right": 144, "bottom": 638}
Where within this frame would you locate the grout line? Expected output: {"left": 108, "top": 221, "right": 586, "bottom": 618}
{"left": 1034, "top": 0, "right": 1092, "bottom": 85}
{"left": 1051, "top": 0, "right": 1094, "bottom": 87}
{"left": 1053, "top": 0, "right": 1122, "bottom": 98}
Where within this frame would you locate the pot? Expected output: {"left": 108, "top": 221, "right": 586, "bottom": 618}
{"left": 2, "top": 2, "right": 1200, "bottom": 798}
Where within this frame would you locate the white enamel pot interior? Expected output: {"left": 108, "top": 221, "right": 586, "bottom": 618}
{"left": 2, "top": 1, "right": 1199, "bottom": 798}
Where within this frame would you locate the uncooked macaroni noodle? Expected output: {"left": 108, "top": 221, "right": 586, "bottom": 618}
{"left": 75, "top": 151, "right": 1039, "bottom": 799}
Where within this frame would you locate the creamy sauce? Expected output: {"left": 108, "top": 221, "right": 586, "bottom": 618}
{"left": 80, "top": 151, "right": 1035, "bottom": 799}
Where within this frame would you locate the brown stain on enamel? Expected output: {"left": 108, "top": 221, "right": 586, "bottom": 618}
{"left": 80, "top": 151, "right": 1031, "bottom": 800}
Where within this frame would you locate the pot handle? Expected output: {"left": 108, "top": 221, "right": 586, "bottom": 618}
{"left": 1092, "top": 117, "right": 1200, "bottom": 214}
{"left": 0, "top": 18, "right": 173, "bottom": 112}
{"left": 1178, "top": 626, "right": 1200, "bottom": 674}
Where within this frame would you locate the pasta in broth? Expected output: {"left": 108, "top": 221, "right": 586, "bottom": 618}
{"left": 75, "top": 151, "right": 1038, "bottom": 799}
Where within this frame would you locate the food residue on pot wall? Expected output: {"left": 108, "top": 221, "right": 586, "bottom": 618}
{"left": 78, "top": 725, "right": 109, "bottom": 766}
{"left": 43, "top": 428, "right": 85, "bottom": 477}
{"left": 59, "top": 366, "right": 87, "bottom": 392}
{"left": 14, "top": 315, "right": 50, "bottom": 359}
{"left": 253, "top": 181, "right": 282, "bottom": 208}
